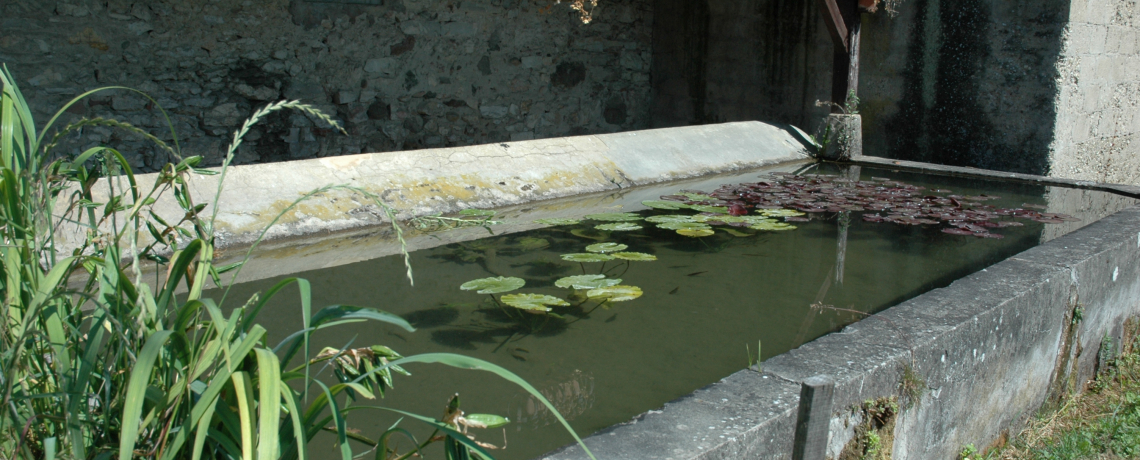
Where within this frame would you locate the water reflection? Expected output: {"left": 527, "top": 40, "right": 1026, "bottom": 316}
{"left": 508, "top": 370, "right": 595, "bottom": 431}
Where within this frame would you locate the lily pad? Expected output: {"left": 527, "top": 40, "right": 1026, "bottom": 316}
{"left": 586, "top": 285, "right": 644, "bottom": 302}
{"left": 459, "top": 209, "right": 496, "bottom": 217}
{"left": 737, "top": 215, "right": 777, "bottom": 224}
{"left": 570, "top": 228, "right": 609, "bottom": 241}
{"left": 611, "top": 252, "right": 657, "bottom": 261}
{"left": 583, "top": 212, "right": 642, "bottom": 222}
{"left": 750, "top": 222, "right": 797, "bottom": 231}
{"left": 690, "top": 205, "right": 728, "bottom": 214}
{"left": 561, "top": 253, "right": 615, "bottom": 262}
{"left": 642, "top": 200, "right": 691, "bottom": 210}
{"left": 657, "top": 222, "right": 712, "bottom": 231}
{"left": 586, "top": 242, "right": 628, "bottom": 253}
{"left": 460, "top": 276, "right": 526, "bottom": 294}
{"left": 596, "top": 223, "right": 642, "bottom": 231}
{"left": 535, "top": 218, "right": 580, "bottom": 226}
{"left": 645, "top": 215, "right": 694, "bottom": 224}
{"left": 555, "top": 274, "right": 622, "bottom": 289}
{"left": 501, "top": 293, "right": 569, "bottom": 312}
{"left": 680, "top": 192, "right": 716, "bottom": 201}
{"left": 760, "top": 209, "right": 806, "bottom": 217}
{"left": 677, "top": 228, "right": 716, "bottom": 237}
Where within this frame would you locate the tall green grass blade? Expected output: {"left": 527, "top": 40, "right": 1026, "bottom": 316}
{"left": 118, "top": 330, "right": 174, "bottom": 460}
{"left": 157, "top": 239, "right": 202, "bottom": 311}
{"left": 231, "top": 371, "right": 256, "bottom": 460}
{"left": 280, "top": 387, "right": 308, "bottom": 460}
{"left": 254, "top": 349, "right": 282, "bottom": 460}
{"left": 190, "top": 395, "right": 219, "bottom": 460}
{"left": 313, "top": 380, "right": 352, "bottom": 460}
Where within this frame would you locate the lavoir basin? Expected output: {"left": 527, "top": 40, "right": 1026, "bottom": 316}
{"left": 77, "top": 122, "right": 1140, "bottom": 458}
{"left": 209, "top": 162, "right": 1134, "bottom": 459}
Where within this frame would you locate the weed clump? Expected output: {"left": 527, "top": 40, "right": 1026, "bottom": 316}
{"left": 839, "top": 397, "right": 899, "bottom": 460}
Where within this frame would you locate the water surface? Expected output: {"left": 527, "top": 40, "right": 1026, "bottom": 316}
{"left": 213, "top": 164, "right": 1134, "bottom": 459}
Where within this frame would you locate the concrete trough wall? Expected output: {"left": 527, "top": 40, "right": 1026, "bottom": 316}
{"left": 544, "top": 160, "right": 1140, "bottom": 459}
{"left": 54, "top": 120, "right": 809, "bottom": 255}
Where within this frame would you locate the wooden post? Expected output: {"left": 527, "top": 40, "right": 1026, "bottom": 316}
{"left": 792, "top": 375, "right": 835, "bottom": 460}
{"left": 830, "top": 0, "right": 860, "bottom": 111}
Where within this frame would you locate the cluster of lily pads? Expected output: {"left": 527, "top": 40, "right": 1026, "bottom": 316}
{"left": 459, "top": 242, "right": 651, "bottom": 327}
{"left": 653, "top": 172, "right": 1079, "bottom": 239}
{"left": 533, "top": 197, "right": 805, "bottom": 239}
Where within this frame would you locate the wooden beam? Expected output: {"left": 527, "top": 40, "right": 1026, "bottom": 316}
{"left": 817, "top": 0, "right": 848, "bottom": 51}
{"left": 828, "top": 0, "right": 861, "bottom": 112}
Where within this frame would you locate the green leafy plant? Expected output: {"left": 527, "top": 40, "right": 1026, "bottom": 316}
{"left": 412, "top": 208, "right": 502, "bottom": 234}
{"left": 747, "top": 340, "right": 762, "bottom": 372}
{"left": 0, "top": 65, "right": 594, "bottom": 460}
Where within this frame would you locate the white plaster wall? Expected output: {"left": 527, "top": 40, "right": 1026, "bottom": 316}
{"left": 1050, "top": 0, "right": 1140, "bottom": 185}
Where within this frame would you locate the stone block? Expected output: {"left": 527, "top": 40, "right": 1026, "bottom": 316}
{"left": 442, "top": 21, "right": 476, "bottom": 37}
{"left": 364, "top": 58, "right": 397, "bottom": 78}
{"left": 204, "top": 103, "right": 242, "bottom": 128}
{"left": 479, "top": 105, "right": 508, "bottom": 118}
{"left": 112, "top": 95, "right": 146, "bottom": 111}
{"left": 520, "top": 56, "right": 542, "bottom": 68}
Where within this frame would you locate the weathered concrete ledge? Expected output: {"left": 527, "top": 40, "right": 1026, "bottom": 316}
{"left": 54, "top": 121, "right": 808, "bottom": 255}
{"left": 544, "top": 160, "right": 1140, "bottom": 459}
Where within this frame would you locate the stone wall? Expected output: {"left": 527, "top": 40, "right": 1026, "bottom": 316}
{"left": 1049, "top": 0, "right": 1140, "bottom": 185}
{"left": 0, "top": 0, "right": 652, "bottom": 172}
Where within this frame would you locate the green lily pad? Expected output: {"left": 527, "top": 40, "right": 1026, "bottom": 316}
{"left": 586, "top": 242, "right": 628, "bottom": 253}
{"left": 460, "top": 276, "right": 526, "bottom": 294}
{"left": 645, "top": 215, "right": 694, "bottom": 224}
{"left": 570, "top": 228, "right": 608, "bottom": 241}
{"left": 737, "top": 215, "right": 777, "bottom": 224}
{"left": 535, "top": 218, "right": 580, "bottom": 226}
{"left": 612, "top": 252, "right": 657, "bottom": 261}
{"left": 677, "top": 228, "right": 716, "bottom": 237}
{"left": 657, "top": 222, "right": 712, "bottom": 231}
{"left": 464, "top": 414, "right": 510, "bottom": 428}
{"left": 680, "top": 192, "right": 716, "bottom": 201}
{"left": 501, "top": 293, "right": 569, "bottom": 312}
{"left": 642, "top": 200, "right": 691, "bottom": 210}
{"left": 459, "top": 209, "right": 496, "bottom": 217}
{"left": 596, "top": 223, "right": 642, "bottom": 231}
{"left": 583, "top": 212, "right": 642, "bottom": 222}
{"left": 586, "top": 285, "right": 644, "bottom": 302}
{"left": 760, "top": 209, "right": 806, "bottom": 217}
{"left": 690, "top": 205, "right": 728, "bottom": 214}
{"left": 555, "top": 274, "right": 622, "bottom": 289}
{"left": 561, "top": 253, "right": 615, "bottom": 262}
{"left": 750, "top": 222, "right": 797, "bottom": 231}
{"left": 692, "top": 214, "right": 748, "bottom": 223}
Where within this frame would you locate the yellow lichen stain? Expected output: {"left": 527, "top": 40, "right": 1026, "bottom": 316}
{"left": 212, "top": 163, "right": 621, "bottom": 237}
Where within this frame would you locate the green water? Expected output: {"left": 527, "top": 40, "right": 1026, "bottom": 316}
{"left": 213, "top": 165, "right": 1133, "bottom": 459}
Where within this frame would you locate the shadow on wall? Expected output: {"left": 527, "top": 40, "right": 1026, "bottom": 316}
{"left": 649, "top": 0, "right": 832, "bottom": 131}
{"left": 866, "top": 0, "right": 1069, "bottom": 175}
